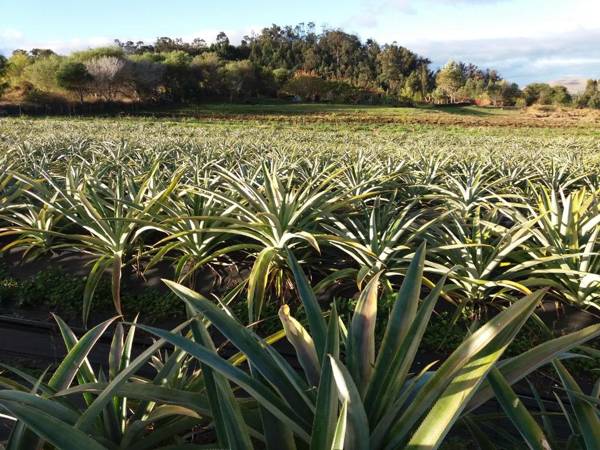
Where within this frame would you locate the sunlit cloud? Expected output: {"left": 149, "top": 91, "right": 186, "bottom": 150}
{"left": 406, "top": 28, "right": 600, "bottom": 85}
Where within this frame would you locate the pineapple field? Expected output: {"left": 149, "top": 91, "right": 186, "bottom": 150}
{"left": 0, "top": 112, "right": 600, "bottom": 449}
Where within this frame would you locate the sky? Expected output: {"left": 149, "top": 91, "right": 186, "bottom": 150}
{"left": 1, "top": 0, "right": 599, "bottom": 86}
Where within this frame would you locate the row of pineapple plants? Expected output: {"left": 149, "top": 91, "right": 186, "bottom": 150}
{"left": 0, "top": 139, "right": 599, "bottom": 448}
{"left": 1, "top": 147, "right": 600, "bottom": 321}
{"left": 1, "top": 247, "right": 599, "bottom": 449}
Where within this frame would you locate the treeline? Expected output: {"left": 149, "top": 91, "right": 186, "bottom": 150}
{"left": 0, "top": 23, "right": 598, "bottom": 108}
{"left": 524, "top": 81, "right": 600, "bottom": 109}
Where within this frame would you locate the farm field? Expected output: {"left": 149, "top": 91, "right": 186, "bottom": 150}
{"left": 20, "top": 101, "right": 598, "bottom": 127}
{"left": 1, "top": 107, "right": 600, "bottom": 449}
{"left": 3, "top": 0, "right": 600, "bottom": 445}
{"left": 146, "top": 102, "right": 600, "bottom": 127}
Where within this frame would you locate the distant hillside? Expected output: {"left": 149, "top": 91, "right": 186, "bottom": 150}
{"left": 550, "top": 77, "right": 588, "bottom": 94}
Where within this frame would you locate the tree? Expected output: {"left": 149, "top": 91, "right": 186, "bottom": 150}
{"left": 23, "top": 54, "right": 64, "bottom": 92}
{"left": 5, "top": 51, "right": 32, "bottom": 86}
{"left": 153, "top": 37, "right": 206, "bottom": 56}
{"left": 72, "top": 46, "right": 124, "bottom": 62}
{"left": 551, "top": 85, "right": 571, "bottom": 106}
{"left": 162, "top": 51, "right": 196, "bottom": 101}
{"left": 272, "top": 68, "right": 290, "bottom": 87}
{"left": 485, "top": 80, "right": 521, "bottom": 106}
{"left": 523, "top": 83, "right": 571, "bottom": 107}
{"left": 56, "top": 61, "right": 92, "bottom": 103}
{"left": 114, "top": 39, "right": 155, "bottom": 55}
{"left": 417, "top": 62, "right": 434, "bottom": 101}
{"left": 588, "top": 92, "right": 600, "bottom": 109}
{"left": 248, "top": 24, "right": 306, "bottom": 70}
{"left": 400, "top": 72, "right": 420, "bottom": 100}
{"left": 436, "top": 61, "right": 464, "bottom": 103}
{"left": 461, "top": 77, "right": 486, "bottom": 100}
{"left": 501, "top": 81, "right": 521, "bottom": 106}
{"left": 584, "top": 79, "right": 598, "bottom": 95}
{"left": 377, "top": 46, "right": 404, "bottom": 95}
{"left": 30, "top": 48, "right": 56, "bottom": 59}
{"left": 486, "top": 81, "right": 503, "bottom": 106}
{"left": 129, "top": 52, "right": 165, "bottom": 64}
{"left": 129, "top": 60, "right": 165, "bottom": 100}
{"left": 84, "top": 56, "right": 131, "bottom": 101}
{"left": 281, "top": 74, "right": 328, "bottom": 101}
{"left": 0, "top": 55, "right": 7, "bottom": 97}
{"left": 222, "top": 60, "right": 258, "bottom": 100}
{"left": 377, "top": 44, "right": 420, "bottom": 96}
{"left": 578, "top": 79, "right": 598, "bottom": 107}
{"left": 523, "top": 83, "right": 553, "bottom": 106}
{"left": 192, "top": 52, "right": 224, "bottom": 97}
{"left": 213, "top": 32, "right": 236, "bottom": 60}
{"left": 316, "top": 30, "right": 363, "bottom": 81}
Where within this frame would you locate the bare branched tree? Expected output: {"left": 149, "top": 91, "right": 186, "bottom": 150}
{"left": 85, "top": 56, "right": 130, "bottom": 101}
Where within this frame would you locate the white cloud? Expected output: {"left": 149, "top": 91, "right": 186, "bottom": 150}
{"left": 350, "top": 0, "right": 600, "bottom": 43}
{"left": 0, "top": 28, "right": 24, "bottom": 40}
{"left": 406, "top": 28, "right": 600, "bottom": 85}
{"left": 349, "top": 0, "right": 509, "bottom": 28}
{"left": 342, "top": 0, "right": 600, "bottom": 84}
{"left": 372, "top": 0, "right": 508, "bottom": 11}
{"left": 0, "top": 25, "right": 260, "bottom": 57}
{"left": 0, "top": 29, "right": 112, "bottom": 55}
